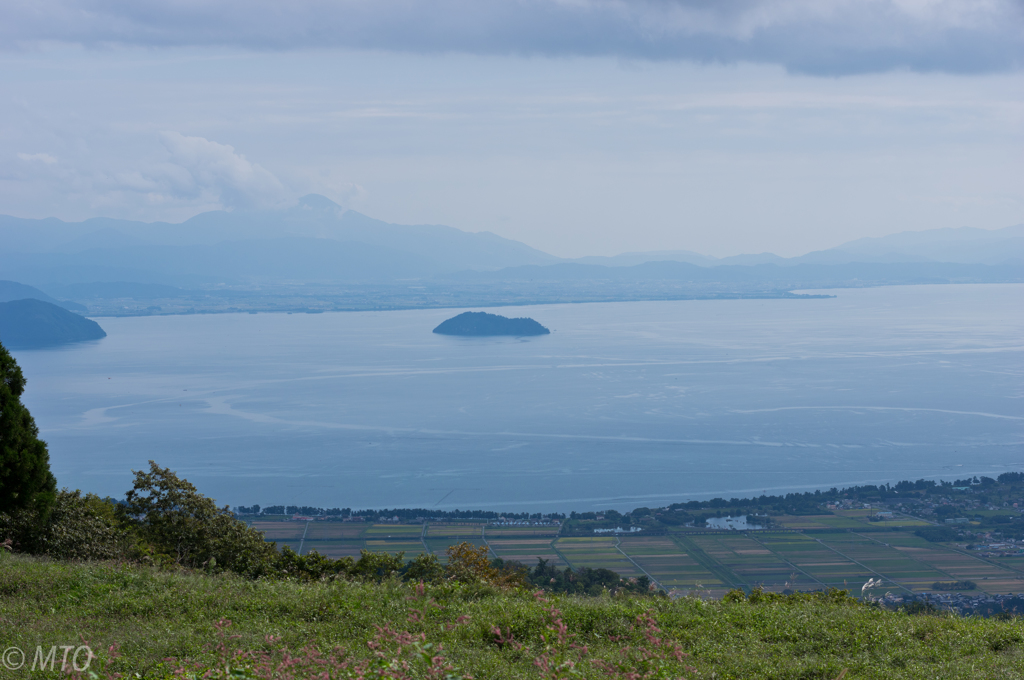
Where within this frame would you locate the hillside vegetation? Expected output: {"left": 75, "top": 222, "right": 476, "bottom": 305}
{"left": 2, "top": 553, "right": 1023, "bottom": 679}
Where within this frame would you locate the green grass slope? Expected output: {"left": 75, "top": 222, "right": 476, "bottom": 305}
{"left": 1, "top": 554, "right": 1022, "bottom": 679}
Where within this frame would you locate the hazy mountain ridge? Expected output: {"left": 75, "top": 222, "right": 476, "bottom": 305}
{"left": 0, "top": 195, "right": 558, "bottom": 287}
{"left": 0, "top": 280, "right": 88, "bottom": 313}
{"left": 1, "top": 198, "right": 1021, "bottom": 310}
{"left": 573, "top": 224, "right": 1024, "bottom": 268}
{"left": 447, "top": 260, "right": 1024, "bottom": 287}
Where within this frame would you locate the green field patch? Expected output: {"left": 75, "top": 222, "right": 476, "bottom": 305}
{"left": 813, "top": 516, "right": 874, "bottom": 529}
{"left": 865, "top": 532, "right": 935, "bottom": 548}
{"left": 301, "top": 541, "right": 365, "bottom": 559}
{"left": 833, "top": 509, "right": 875, "bottom": 518}
{"left": 615, "top": 536, "right": 722, "bottom": 587}
{"left": 360, "top": 541, "right": 422, "bottom": 557}
{"left": 250, "top": 521, "right": 306, "bottom": 540}
{"left": 485, "top": 527, "right": 560, "bottom": 538}
{"left": 364, "top": 525, "right": 423, "bottom": 537}
{"left": 617, "top": 536, "right": 685, "bottom": 556}
{"left": 425, "top": 538, "right": 488, "bottom": 560}
{"left": 487, "top": 540, "right": 557, "bottom": 551}
{"left": 686, "top": 535, "right": 801, "bottom": 589}
{"left": 426, "top": 525, "right": 482, "bottom": 538}
{"left": 872, "top": 519, "right": 930, "bottom": 527}
{"left": 771, "top": 516, "right": 835, "bottom": 529}
{"left": 304, "top": 523, "right": 368, "bottom": 540}
{"left": 811, "top": 538, "right": 949, "bottom": 587}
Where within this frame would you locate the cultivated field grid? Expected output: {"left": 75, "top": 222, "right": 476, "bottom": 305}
{"left": 246, "top": 515, "right": 1024, "bottom": 597}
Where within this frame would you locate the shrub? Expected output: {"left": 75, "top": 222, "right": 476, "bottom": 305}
{"left": 402, "top": 552, "right": 445, "bottom": 582}
{"left": 526, "top": 557, "right": 657, "bottom": 596}
{"left": 351, "top": 549, "right": 405, "bottom": 582}
{"left": 0, "top": 489, "right": 128, "bottom": 560}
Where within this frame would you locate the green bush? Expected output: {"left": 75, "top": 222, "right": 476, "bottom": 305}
{"left": 0, "top": 489, "right": 128, "bottom": 559}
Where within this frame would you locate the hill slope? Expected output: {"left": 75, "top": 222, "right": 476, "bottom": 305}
{"left": 0, "top": 298, "right": 106, "bottom": 349}
{"left": 1, "top": 555, "right": 1021, "bottom": 679}
{"left": 0, "top": 280, "right": 88, "bottom": 312}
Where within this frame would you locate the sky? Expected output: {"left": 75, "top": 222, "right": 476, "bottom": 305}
{"left": 1, "top": 0, "right": 1022, "bottom": 258}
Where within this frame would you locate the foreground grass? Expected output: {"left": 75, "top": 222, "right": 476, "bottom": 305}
{"left": 1, "top": 555, "right": 1023, "bottom": 679}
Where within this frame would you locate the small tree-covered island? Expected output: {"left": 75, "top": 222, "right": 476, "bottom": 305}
{"left": 433, "top": 310, "right": 550, "bottom": 336}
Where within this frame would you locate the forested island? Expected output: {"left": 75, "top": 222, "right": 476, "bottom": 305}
{"left": 433, "top": 310, "right": 550, "bottom": 336}
{"left": 0, "top": 298, "right": 106, "bottom": 349}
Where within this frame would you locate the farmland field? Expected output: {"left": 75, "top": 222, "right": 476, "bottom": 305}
{"left": 252, "top": 521, "right": 1024, "bottom": 595}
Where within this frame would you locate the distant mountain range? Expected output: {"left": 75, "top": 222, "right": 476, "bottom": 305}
{"left": 573, "top": 224, "right": 1024, "bottom": 268}
{"left": 0, "top": 197, "right": 1020, "bottom": 311}
{"left": 0, "top": 195, "right": 557, "bottom": 287}
{"left": 446, "top": 260, "right": 1024, "bottom": 287}
{"left": 0, "top": 280, "right": 88, "bottom": 312}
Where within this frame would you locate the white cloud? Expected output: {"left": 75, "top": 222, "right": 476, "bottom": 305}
{"left": 158, "top": 132, "right": 290, "bottom": 210}
{"left": 2, "top": 130, "right": 294, "bottom": 218}
{"left": 17, "top": 152, "right": 58, "bottom": 164}
{"left": 1, "top": 0, "right": 1021, "bottom": 74}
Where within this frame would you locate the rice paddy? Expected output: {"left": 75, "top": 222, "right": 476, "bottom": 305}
{"left": 247, "top": 512, "right": 1024, "bottom": 597}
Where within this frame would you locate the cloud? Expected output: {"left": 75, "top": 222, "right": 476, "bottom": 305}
{"left": 17, "top": 152, "right": 58, "bottom": 164}
{"left": 158, "top": 132, "right": 290, "bottom": 210}
{"left": 2, "top": 0, "right": 1022, "bottom": 74}
{"left": 2, "top": 132, "right": 292, "bottom": 218}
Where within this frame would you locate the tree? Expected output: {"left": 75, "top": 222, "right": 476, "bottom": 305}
{"left": 119, "top": 461, "right": 276, "bottom": 576}
{"left": 0, "top": 341, "right": 56, "bottom": 516}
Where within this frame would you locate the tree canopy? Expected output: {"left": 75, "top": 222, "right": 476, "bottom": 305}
{"left": 0, "top": 341, "right": 56, "bottom": 516}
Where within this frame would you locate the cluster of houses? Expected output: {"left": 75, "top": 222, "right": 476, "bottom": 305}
{"left": 968, "top": 540, "right": 1024, "bottom": 557}
{"left": 879, "top": 592, "right": 1024, "bottom": 618}
{"left": 593, "top": 526, "right": 643, "bottom": 534}
{"left": 825, "top": 500, "right": 872, "bottom": 511}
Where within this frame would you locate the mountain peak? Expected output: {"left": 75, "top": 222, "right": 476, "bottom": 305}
{"left": 297, "top": 194, "right": 345, "bottom": 214}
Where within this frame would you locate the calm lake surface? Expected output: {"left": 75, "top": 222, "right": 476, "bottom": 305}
{"left": 13, "top": 284, "right": 1024, "bottom": 512}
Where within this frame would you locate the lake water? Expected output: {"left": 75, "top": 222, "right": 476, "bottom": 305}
{"left": 12, "top": 284, "right": 1024, "bottom": 513}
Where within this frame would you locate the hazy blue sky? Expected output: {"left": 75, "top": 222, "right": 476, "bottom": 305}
{"left": 2, "top": 0, "right": 1022, "bottom": 257}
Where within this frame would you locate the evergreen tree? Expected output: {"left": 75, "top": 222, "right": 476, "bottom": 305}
{"left": 0, "top": 341, "right": 56, "bottom": 516}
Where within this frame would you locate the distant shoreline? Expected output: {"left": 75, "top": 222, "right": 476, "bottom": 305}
{"left": 83, "top": 290, "right": 837, "bottom": 318}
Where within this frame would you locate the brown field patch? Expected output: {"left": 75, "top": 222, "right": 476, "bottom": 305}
{"left": 797, "top": 562, "right": 851, "bottom": 567}
{"left": 487, "top": 539, "right": 554, "bottom": 546}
